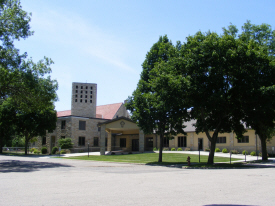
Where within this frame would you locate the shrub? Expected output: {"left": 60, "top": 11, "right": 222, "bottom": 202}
{"left": 230, "top": 150, "right": 239, "bottom": 154}
{"left": 204, "top": 148, "right": 210, "bottom": 152}
{"left": 222, "top": 148, "right": 228, "bottom": 153}
{"left": 153, "top": 147, "right": 158, "bottom": 151}
{"left": 41, "top": 147, "right": 47, "bottom": 154}
{"left": 58, "top": 138, "right": 73, "bottom": 149}
{"left": 258, "top": 152, "right": 262, "bottom": 157}
{"left": 215, "top": 148, "right": 220, "bottom": 152}
{"left": 242, "top": 150, "right": 248, "bottom": 155}
{"left": 171, "top": 148, "right": 176, "bottom": 151}
{"left": 250, "top": 151, "right": 256, "bottom": 156}
{"left": 128, "top": 152, "right": 132, "bottom": 154}
{"left": 60, "top": 149, "right": 66, "bottom": 154}
{"left": 163, "top": 148, "right": 169, "bottom": 151}
{"left": 185, "top": 148, "right": 191, "bottom": 151}
{"left": 30, "top": 148, "right": 36, "bottom": 153}
{"left": 177, "top": 148, "right": 183, "bottom": 151}
{"left": 33, "top": 149, "right": 39, "bottom": 154}
{"left": 51, "top": 146, "right": 58, "bottom": 155}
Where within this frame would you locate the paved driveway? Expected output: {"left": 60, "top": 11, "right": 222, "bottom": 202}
{"left": 0, "top": 154, "right": 275, "bottom": 206}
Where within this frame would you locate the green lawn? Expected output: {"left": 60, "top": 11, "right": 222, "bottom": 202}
{"left": 65, "top": 153, "right": 241, "bottom": 165}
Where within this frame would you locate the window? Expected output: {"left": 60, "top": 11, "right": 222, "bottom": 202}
{"left": 80, "top": 95, "right": 82, "bottom": 98}
{"left": 90, "top": 100, "right": 92, "bottom": 103}
{"left": 163, "top": 137, "right": 169, "bottom": 147}
{"left": 75, "top": 90, "right": 78, "bottom": 93}
{"left": 85, "top": 100, "right": 87, "bottom": 103}
{"left": 98, "top": 127, "right": 101, "bottom": 131}
{"left": 75, "top": 95, "right": 77, "bottom": 98}
{"left": 86, "top": 86, "right": 88, "bottom": 89}
{"left": 90, "top": 95, "right": 92, "bottom": 98}
{"left": 217, "top": 136, "right": 226, "bottom": 143}
{"left": 178, "top": 136, "right": 187, "bottom": 147}
{"left": 85, "top": 91, "right": 87, "bottom": 94}
{"left": 94, "top": 137, "right": 99, "bottom": 146}
{"left": 79, "top": 121, "right": 86, "bottom": 130}
{"left": 75, "top": 99, "right": 77, "bottom": 102}
{"left": 146, "top": 137, "right": 153, "bottom": 148}
{"left": 81, "top": 90, "right": 83, "bottom": 93}
{"left": 90, "top": 86, "right": 93, "bottom": 90}
{"left": 120, "top": 138, "right": 126, "bottom": 147}
{"left": 238, "top": 136, "right": 249, "bottom": 143}
{"left": 42, "top": 136, "right": 46, "bottom": 145}
{"left": 80, "top": 99, "right": 82, "bottom": 102}
{"left": 90, "top": 91, "right": 92, "bottom": 94}
{"left": 85, "top": 95, "right": 87, "bottom": 98}
{"left": 79, "top": 136, "right": 85, "bottom": 146}
{"left": 76, "top": 85, "right": 78, "bottom": 89}
{"left": 61, "top": 120, "right": 66, "bottom": 129}
{"left": 61, "top": 136, "right": 65, "bottom": 139}
{"left": 81, "top": 86, "right": 83, "bottom": 89}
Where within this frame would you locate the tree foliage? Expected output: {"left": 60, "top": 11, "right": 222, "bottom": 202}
{"left": 126, "top": 35, "right": 190, "bottom": 162}
{"left": 0, "top": 0, "right": 58, "bottom": 153}
{"left": 58, "top": 138, "right": 73, "bottom": 149}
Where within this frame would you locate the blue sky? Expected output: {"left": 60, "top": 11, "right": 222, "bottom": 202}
{"left": 15, "top": 0, "right": 275, "bottom": 112}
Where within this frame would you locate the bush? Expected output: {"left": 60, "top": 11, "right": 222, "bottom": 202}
{"left": 215, "top": 148, "right": 220, "bottom": 152}
{"left": 163, "top": 148, "right": 169, "bottom": 151}
{"left": 222, "top": 148, "right": 228, "bottom": 153}
{"left": 30, "top": 148, "right": 36, "bottom": 153}
{"left": 58, "top": 138, "right": 73, "bottom": 149}
{"left": 33, "top": 149, "right": 40, "bottom": 154}
{"left": 204, "top": 148, "right": 210, "bottom": 152}
{"left": 153, "top": 147, "right": 158, "bottom": 151}
{"left": 41, "top": 147, "right": 47, "bottom": 154}
{"left": 230, "top": 150, "right": 239, "bottom": 154}
{"left": 185, "top": 148, "right": 191, "bottom": 151}
{"left": 177, "top": 148, "right": 183, "bottom": 151}
{"left": 242, "top": 150, "right": 248, "bottom": 155}
{"left": 250, "top": 151, "right": 256, "bottom": 156}
{"left": 60, "top": 149, "right": 66, "bottom": 154}
{"left": 171, "top": 148, "right": 176, "bottom": 151}
{"left": 51, "top": 146, "right": 58, "bottom": 155}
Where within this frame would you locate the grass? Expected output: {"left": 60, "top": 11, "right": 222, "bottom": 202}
{"left": 65, "top": 153, "right": 241, "bottom": 165}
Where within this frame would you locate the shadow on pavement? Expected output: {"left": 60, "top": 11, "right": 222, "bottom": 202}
{"left": 204, "top": 205, "right": 255, "bottom": 206}
{"left": 0, "top": 160, "right": 72, "bottom": 173}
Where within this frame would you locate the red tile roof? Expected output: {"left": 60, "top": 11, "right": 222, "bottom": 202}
{"left": 96, "top": 102, "right": 123, "bottom": 119}
{"left": 56, "top": 102, "right": 123, "bottom": 119}
{"left": 57, "top": 110, "right": 71, "bottom": 117}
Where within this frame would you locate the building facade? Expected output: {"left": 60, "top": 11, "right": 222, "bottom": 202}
{"left": 37, "top": 82, "right": 275, "bottom": 155}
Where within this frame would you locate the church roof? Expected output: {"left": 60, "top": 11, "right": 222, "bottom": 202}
{"left": 96, "top": 102, "right": 123, "bottom": 119}
{"left": 57, "top": 102, "right": 123, "bottom": 120}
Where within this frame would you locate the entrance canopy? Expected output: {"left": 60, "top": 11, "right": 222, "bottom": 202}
{"left": 97, "top": 117, "right": 144, "bottom": 155}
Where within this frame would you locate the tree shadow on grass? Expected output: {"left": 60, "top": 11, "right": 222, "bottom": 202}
{"left": 0, "top": 160, "right": 72, "bottom": 173}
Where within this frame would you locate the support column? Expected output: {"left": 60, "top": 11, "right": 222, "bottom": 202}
{"left": 107, "top": 132, "right": 112, "bottom": 151}
{"left": 139, "top": 130, "right": 144, "bottom": 152}
{"left": 100, "top": 125, "right": 106, "bottom": 155}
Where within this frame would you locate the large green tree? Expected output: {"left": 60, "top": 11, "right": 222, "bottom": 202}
{"left": 230, "top": 22, "right": 275, "bottom": 160}
{"left": 16, "top": 104, "right": 57, "bottom": 155}
{"left": 126, "top": 36, "right": 190, "bottom": 162}
{"left": 0, "top": 0, "right": 58, "bottom": 152}
{"left": 180, "top": 31, "right": 248, "bottom": 164}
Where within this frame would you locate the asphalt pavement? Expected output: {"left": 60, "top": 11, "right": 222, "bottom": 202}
{"left": 0, "top": 153, "right": 275, "bottom": 206}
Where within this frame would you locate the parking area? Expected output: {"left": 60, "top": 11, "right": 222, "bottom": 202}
{"left": 0, "top": 154, "right": 275, "bottom": 206}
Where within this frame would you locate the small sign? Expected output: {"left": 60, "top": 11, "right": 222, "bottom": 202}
{"left": 59, "top": 147, "right": 61, "bottom": 152}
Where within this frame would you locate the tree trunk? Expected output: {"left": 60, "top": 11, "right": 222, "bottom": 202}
{"left": 158, "top": 132, "right": 163, "bottom": 163}
{"left": 25, "top": 136, "right": 28, "bottom": 155}
{"left": 0, "top": 136, "right": 3, "bottom": 154}
{"left": 207, "top": 140, "right": 217, "bottom": 165}
{"left": 207, "top": 131, "right": 218, "bottom": 165}
{"left": 260, "top": 136, "right": 268, "bottom": 161}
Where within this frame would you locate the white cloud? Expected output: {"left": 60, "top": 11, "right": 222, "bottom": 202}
{"left": 30, "top": 9, "right": 138, "bottom": 74}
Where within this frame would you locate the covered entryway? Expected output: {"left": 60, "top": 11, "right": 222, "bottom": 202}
{"left": 98, "top": 117, "right": 144, "bottom": 155}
